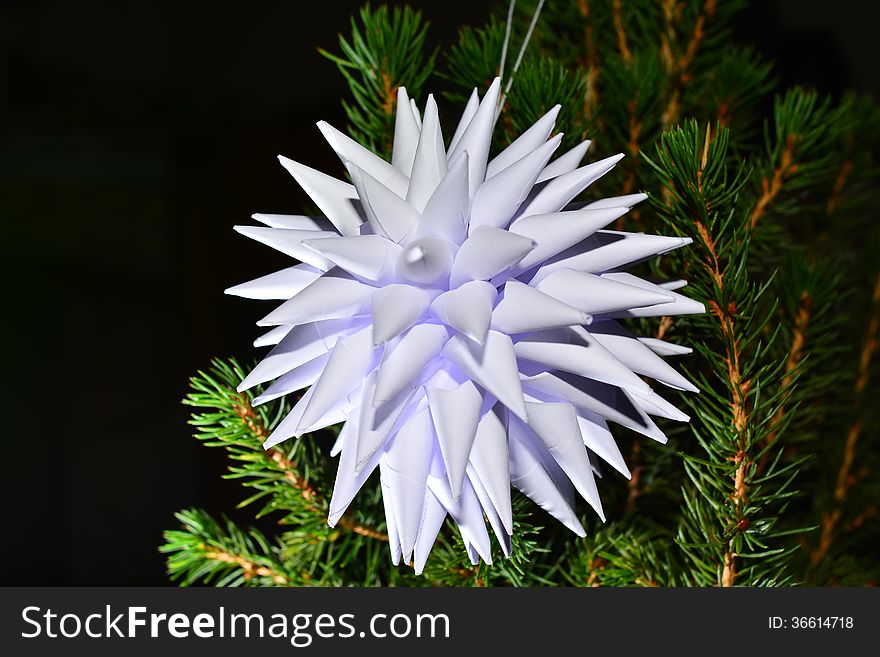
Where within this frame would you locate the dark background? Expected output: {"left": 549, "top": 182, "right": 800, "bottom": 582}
{"left": 1, "top": 0, "right": 877, "bottom": 585}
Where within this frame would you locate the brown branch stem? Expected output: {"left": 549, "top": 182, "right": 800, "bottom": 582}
{"left": 577, "top": 0, "right": 601, "bottom": 128}
{"left": 826, "top": 159, "right": 853, "bottom": 216}
{"left": 811, "top": 273, "right": 880, "bottom": 565}
{"left": 751, "top": 133, "right": 800, "bottom": 228}
{"left": 202, "top": 545, "right": 289, "bottom": 585}
{"left": 612, "top": 0, "right": 632, "bottom": 64}
{"left": 759, "top": 290, "right": 812, "bottom": 472}
{"left": 655, "top": 316, "right": 674, "bottom": 341}
{"left": 625, "top": 441, "right": 643, "bottom": 511}
{"left": 616, "top": 97, "right": 644, "bottom": 229}
{"left": 692, "top": 130, "right": 752, "bottom": 587}
{"left": 661, "top": 0, "right": 716, "bottom": 126}
{"left": 232, "top": 395, "right": 388, "bottom": 542}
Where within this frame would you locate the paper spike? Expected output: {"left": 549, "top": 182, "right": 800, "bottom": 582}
{"left": 522, "top": 371, "right": 667, "bottom": 443}
{"left": 447, "top": 77, "right": 502, "bottom": 198}
{"left": 428, "top": 462, "right": 494, "bottom": 564}
{"left": 467, "top": 466, "right": 512, "bottom": 557}
{"left": 628, "top": 388, "right": 691, "bottom": 422}
{"left": 470, "top": 135, "right": 562, "bottom": 232}
{"left": 491, "top": 280, "right": 589, "bottom": 334}
{"left": 277, "top": 156, "right": 364, "bottom": 235}
{"left": 303, "top": 234, "right": 401, "bottom": 283}
{"left": 410, "top": 98, "right": 421, "bottom": 127}
{"left": 299, "top": 326, "right": 380, "bottom": 430}
{"left": 448, "top": 88, "right": 479, "bottom": 154}
{"left": 514, "top": 327, "right": 651, "bottom": 393}
{"left": 382, "top": 408, "right": 436, "bottom": 561}
{"left": 347, "top": 164, "right": 419, "bottom": 243}
{"left": 464, "top": 542, "right": 480, "bottom": 565}
{"left": 576, "top": 412, "right": 631, "bottom": 479}
{"left": 518, "top": 153, "right": 624, "bottom": 218}
{"left": 416, "top": 153, "right": 470, "bottom": 245}
{"left": 238, "top": 317, "right": 365, "bottom": 391}
{"left": 379, "top": 472, "right": 403, "bottom": 565}
{"left": 233, "top": 225, "right": 336, "bottom": 270}
{"left": 317, "top": 121, "right": 409, "bottom": 197}
{"left": 659, "top": 279, "right": 688, "bottom": 291}
{"left": 406, "top": 95, "right": 447, "bottom": 213}
{"left": 392, "top": 86, "right": 420, "bottom": 176}
{"left": 589, "top": 322, "right": 699, "bottom": 392}
{"left": 638, "top": 337, "right": 694, "bottom": 357}
{"left": 256, "top": 274, "right": 375, "bottom": 327}
{"left": 374, "top": 324, "right": 449, "bottom": 404}
{"left": 252, "top": 354, "right": 328, "bottom": 406}
{"left": 508, "top": 415, "right": 585, "bottom": 536}
{"left": 535, "top": 139, "right": 592, "bottom": 183}
{"left": 531, "top": 231, "right": 693, "bottom": 282}
{"left": 430, "top": 280, "right": 497, "bottom": 344}
{"left": 601, "top": 273, "right": 706, "bottom": 317}
{"left": 371, "top": 283, "right": 436, "bottom": 345}
{"left": 263, "top": 380, "right": 359, "bottom": 449}
{"left": 225, "top": 263, "right": 321, "bottom": 300}
{"left": 253, "top": 325, "right": 291, "bottom": 348}
{"left": 328, "top": 418, "right": 381, "bottom": 524}
{"left": 443, "top": 331, "right": 528, "bottom": 421}
{"left": 449, "top": 226, "right": 535, "bottom": 288}
{"left": 252, "top": 214, "right": 335, "bottom": 231}
{"left": 503, "top": 206, "right": 628, "bottom": 279}
{"left": 330, "top": 426, "right": 345, "bottom": 457}
{"left": 413, "top": 488, "right": 448, "bottom": 575}
{"left": 468, "top": 408, "right": 513, "bottom": 534}
{"left": 354, "top": 372, "right": 419, "bottom": 473}
{"left": 427, "top": 380, "right": 483, "bottom": 500}
{"left": 486, "top": 104, "right": 560, "bottom": 179}
{"left": 526, "top": 402, "right": 604, "bottom": 520}
{"left": 535, "top": 269, "right": 674, "bottom": 316}
{"left": 584, "top": 193, "right": 649, "bottom": 210}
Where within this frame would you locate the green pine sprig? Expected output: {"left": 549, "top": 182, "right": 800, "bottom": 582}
{"left": 319, "top": 3, "right": 437, "bottom": 158}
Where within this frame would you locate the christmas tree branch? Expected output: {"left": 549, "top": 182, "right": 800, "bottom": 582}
{"left": 811, "top": 272, "right": 880, "bottom": 565}
{"left": 625, "top": 442, "right": 644, "bottom": 511}
{"left": 162, "top": 509, "right": 295, "bottom": 587}
{"left": 748, "top": 90, "right": 848, "bottom": 233}
{"left": 415, "top": 497, "right": 553, "bottom": 587}
{"left": 695, "top": 202, "right": 752, "bottom": 587}
{"left": 189, "top": 359, "right": 387, "bottom": 542}
{"left": 617, "top": 92, "right": 644, "bottom": 225}
{"left": 576, "top": 0, "right": 600, "bottom": 124}
{"left": 239, "top": 395, "right": 388, "bottom": 542}
{"left": 612, "top": 0, "right": 632, "bottom": 64}
{"left": 201, "top": 546, "right": 290, "bottom": 585}
{"left": 762, "top": 287, "right": 811, "bottom": 454}
{"left": 320, "top": 4, "right": 437, "bottom": 157}
{"left": 661, "top": 0, "right": 717, "bottom": 126}
{"left": 825, "top": 158, "right": 853, "bottom": 216}
{"left": 646, "top": 121, "right": 805, "bottom": 587}
{"left": 781, "top": 291, "right": 811, "bottom": 388}
{"left": 230, "top": 395, "right": 310, "bottom": 492}
{"left": 562, "top": 523, "right": 679, "bottom": 587}
{"left": 750, "top": 134, "right": 798, "bottom": 228}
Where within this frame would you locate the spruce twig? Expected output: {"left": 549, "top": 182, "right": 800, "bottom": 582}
{"left": 811, "top": 273, "right": 880, "bottom": 565}
{"left": 646, "top": 122, "right": 806, "bottom": 586}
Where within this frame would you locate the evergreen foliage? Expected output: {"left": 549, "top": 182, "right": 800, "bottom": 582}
{"left": 318, "top": 4, "right": 437, "bottom": 158}
{"left": 162, "top": 0, "right": 880, "bottom": 586}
